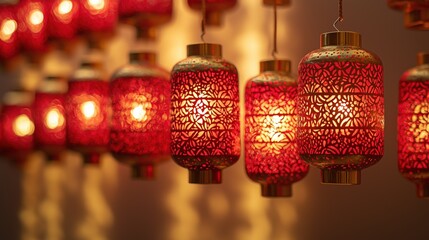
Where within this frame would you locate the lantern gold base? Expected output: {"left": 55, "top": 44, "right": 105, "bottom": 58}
{"left": 83, "top": 153, "right": 101, "bottom": 165}
{"left": 416, "top": 182, "right": 429, "bottom": 198}
{"left": 131, "top": 165, "right": 155, "bottom": 180}
{"left": 189, "top": 169, "right": 221, "bottom": 184}
{"left": 261, "top": 184, "right": 292, "bottom": 197}
{"left": 321, "top": 169, "right": 361, "bottom": 185}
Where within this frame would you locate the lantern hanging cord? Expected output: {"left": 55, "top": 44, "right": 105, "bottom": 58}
{"left": 333, "top": 0, "right": 343, "bottom": 32}
{"left": 201, "top": 0, "right": 206, "bottom": 42}
{"left": 272, "top": 2, "right": 278, "bottom": 59}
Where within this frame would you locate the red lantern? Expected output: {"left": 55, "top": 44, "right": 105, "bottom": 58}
{"left": 0, "top": 4, "right": 19, "bottom": 59}
{"left": 187, "top": 0, "right": 237, "bottom": 26}
{"left": 388, "top": 0, "right": 429, "bottom": 30}
{"left": 46, "top": 0, "right": 79, "bottom": 39}
{"left": 78, "top": 0, "right": 118, "bottom": 33}
{"left": 245, "top": 60, "right": 309, "bottom": 197}
{"left": 171, "top": 43, "right": 240, "bottom": 184}
{"left": 398, "top": 52, "right": 429, "bottom": 198}
{"left": 110, "top": 52, "right": 170, "bottom": 179}
{"left": 119, "top": 0, "right": 172, "bottom": 39}
{"left": 66, "top": 59, "right": 109, "bottom": 164}
{"left": 298, "top": 31, "right": 384, "bottom": 185}
{"left": 1, "top": 90, "right": 35, "bottom": 165}
{"left": 33, "top": 76, "right": 67, "bottom": 161}
{"left": 16, "top": 0, "right": 47, "bottom": 51}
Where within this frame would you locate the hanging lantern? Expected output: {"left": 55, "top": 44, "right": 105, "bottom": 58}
{"left": 388, "top": 0, "right": 429, "bottom": 30}
{"left": 245, "top": 60, "right": 309, "bottom": 197}
{"left": 78, "top": 0, "right": 118, "bottom": 33}
{"left": 119, "top": 0, "right": 172, "bottom": 40}
{"left": 46, "top": 0, "right": 79, "bottom": 39}
{"left": 0, "top": 4, "right": 19, "bottom": 60}
{"left": 187, "top": 0, "right": 237, "bottom": 26}
{"left": 297, "top": 31, "right": 384, "bottom": 185}
{"left": 0, "top": 90, "right": 35, "bottom": 165}
{"left": 398, "top": 52, "right": 429, "bottom": 198}
{"left": 33, "top": 76, "right": 67, "bottom": 161}
{"left": 110, "top": 52, "right": 170, "bottom": 179}
{"left": 16, "top": 0, "right": 47, "bottom": 52}
{"left": 66, "top": 57, "right": 109, "bottom": 165}
{"left": 171, "top": 43, "right": 240, "bottom": 184}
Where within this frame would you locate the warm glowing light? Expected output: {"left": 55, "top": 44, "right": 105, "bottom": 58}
{"left": 44, "top": 108, "right": 65, "bottom": 130}
{"left": 29, "top": 9, "right": 44, "bottom": 25}
{"left": 130, "top": 104, "right": 146, "bottom": 121}
{"left": 80, "top": 101, "right": 97, "bottom": 119}
{"left": 88, "top": 0, "right": 105, "bottom": 10}
{"left": 58, "top": 0, "right": 73, "bottom": 15}
{"left": 13, "top": 114, "right": 35, "bottom": 137}
{"left": 0, "top": 19, "right": 17, "bottom": 42}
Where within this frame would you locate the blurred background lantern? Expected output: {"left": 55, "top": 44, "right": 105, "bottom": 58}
{"left": 0, "top": 90, "right": 35, "bottom": 165}
{"left": 0, "top": 3, "right": 19, "bottom": 60}
{"left": 388, "top": 0, "right": 429, "bottom": 30}
{"left": 118, "top": 0, "right": 173, "bottom": 40}
{"left": 65, "top": 52, "right": 109, "bottom": 165}
{"left": 298, "top": 31, "right": 384, "bottom": 185}
{"left": 110, "top": 51, "right": 171, "bottom": 180}
{"left": 33, "top": 76, "right": 67, "bottom": 162}
{"left": 16, "top": 0, "right": 47, "bottom": 52}
{"left": 187, "top": 0, "right": 237, "bottom": 26}
{"left": 398, "top": 52, "right": 429, "bottom": 198}
{"left": 46, "top": 0, "right": 79, "bottom": 40}
{"left": 171, "top": 43, "right": 240, "bottom": 184}
{"left": 245, "top": 60, "right": 309, "bottom": 197}
{"left": 78, "top": 0, "right": 118, "bottom": 34}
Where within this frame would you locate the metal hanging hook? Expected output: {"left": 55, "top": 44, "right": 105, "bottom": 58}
{"left": 332, "top": 0, "right": 344, "bottom": 32}
{"left": 200, "top": 0, "right": 206, "bottom": 42}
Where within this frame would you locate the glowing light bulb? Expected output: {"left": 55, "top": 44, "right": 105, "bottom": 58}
{"left": 0, "top": 19, "right": 17, "bottom": 42}
{"left": 88, "top": 0, "right": 105, "bottom": 10}
{"left": 80, "top": 101, "right": 97, "bottom": 119}
{"left": 45, "top": 108, "right": 65, "bottom": 130}
{"left": 29, "top": 9, "right": 44, "bottom": 25}
{"left": 58, "top": 0, "right": 73, "bottom": 15}
{"left": 13, "top": 114, "right": 35, "bottom": 137}
{"left": 131, "top": 104, "right": 146, "bottom": 121}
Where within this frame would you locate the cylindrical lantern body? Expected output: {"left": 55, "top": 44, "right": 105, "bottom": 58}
{"left": 0, "top": 4, "right": 19, "bottom": 60}
{"left": 171, "top": 43, "right": 240, "bottom": 184}
{"left": 66, "top": 61, "right": 109, "bottom": 164}
{"left": 298, "top": 31, "right": 384, "bottom": 185}
{"left": 187, "top": 0, "right": 236, "bottom": 26}
{"left": 398, "top": 52, "right": 429, "bottom": 198}
{"left": 33, "top": 76, "right": 67, "bottom": 161}
{"left": 47, "top": 0, "right": 79, "bottom": 39}
{"left": 245, "top": 60, "right": 309, "bottom": 197}
{"left": 78, "top": 0, "right": 118, "bottom": 33}
{"left": 1, "top": 91, "right": 34, "bottom": 164}
{"left": 388, "top": 0, "right": 429, "bottom": 30}
{"left": 17, "top": 0, "right": 47, "bottom": 52}
{"left": 110, "top": 52, "right": 171, "bottom": 179}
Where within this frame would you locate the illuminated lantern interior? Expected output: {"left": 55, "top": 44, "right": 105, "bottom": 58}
{"left": 245, "top": 60, "right": 309, "bottom": 197}
{"left": 388, "top": 0, "right": 429, "bottom": 30}
{"left": 16, "top": 0, "right": 47, "bottom": 51}
{"left": 0, "top": 90, "right": 35, "bottom": 164}
{"left": 0, "top": 4, "right": 19, "bottom": 59}
{"left": 187, "top": 0, "right": 237, "bottom": 26}
{"left": 33, "top": 76, "right": 67, "bottom": 161}
{"left": 110, "top": 52, "right": 171, "bottom": 179}
{"left": 66, "top": 57, "right": 109, "bottom": 165}
{"left": 398, "top": 52, "right": 429, "bottom": 198}
{"left": 171, "top": 43, "right": 240, "bottom": 184}
{"left": 298, "top": 31, "right": 384, "bottom": 185}
{"left": 79, "top": 0, "right": 118, "bottom": 33}
{"left": 47, "top": 0, "right": 79, "bottom": 39}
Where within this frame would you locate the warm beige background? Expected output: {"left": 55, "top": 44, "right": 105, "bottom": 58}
{"left": 1, "top": 0, "right": 429, "bottom": 240}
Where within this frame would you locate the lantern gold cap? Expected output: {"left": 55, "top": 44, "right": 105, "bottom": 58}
{"left": 321, "top": 31, "right": 361, "bottom": 47}
{"left": 261, "top": 183, "right": 292, "bottom": 197}
{"left": 3, "top": 90, "right": 34, "bottom": 106}
{"left": 187, "top": 43, "right": 222, "bottom": 57}
{"left": 417, "top": 52, "right": 429, "bottom": 65}
{"left": 260, "top": 60, "right": 291, "bottom": 73}
{"left": 129, "top": 52, "right": 157, "bottom": 65}
{"left": 263, "top": 0, "right": 290, "bottom": 7}
{"left": 38, "top": 75, "right": 67, "bottom": 93}
{"left": 416, "top": 182, "right": 429, "bottom": 198}
{"left": 405, "top": 7, "right": 429, "bottom": 30}
{"left": 321, "top": 169, "right": 361, "bottom": 185}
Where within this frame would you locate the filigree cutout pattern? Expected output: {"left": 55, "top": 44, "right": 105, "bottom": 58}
{"left": 245, "top": 73, "right": 309, "bottom": 185}
{"left": 398, "top": 80, "right": 429, "bottom": 180}
{"left": 110, "top": 76, "right": 171, "bottom": 164}
{"left": 298, "top": 61, "right": 384, "bottom": 170}
{"left": 171, "top": 66, "right": 240, "bottom": 171}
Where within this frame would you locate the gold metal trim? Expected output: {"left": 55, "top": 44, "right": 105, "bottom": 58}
{"left": 131, "top": 164, "right": 155, "bottom": 180}
{"left": 416, "top": 182, "right": 429, "bottom": 198}
{"left": 417, "top": 52, "right": 429, "bottom": 65}
{"left": 187, "top": 43, "right": 222, "bottom": 57}
{"left": 405, "top": 7, "right": 429, "bottom": 30}
{"left": 261, "top": 183, "right": 292, "bottom": 197}
{"left": 129, "top": 52, "right": 157, "bottom": 65}
{"left": 260, "top": 59, "right": 291, "bottom": 73}
{"left": 321, "top": 31, "right": 361, "bottom": 47}
{"left": 321, "top": 169, "right": 361, "bottom": 185}
{"left": 189, "top": 169, "right": 222, "bottom": 184}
